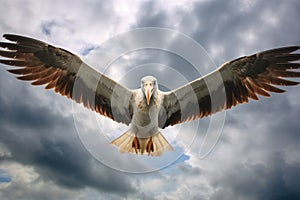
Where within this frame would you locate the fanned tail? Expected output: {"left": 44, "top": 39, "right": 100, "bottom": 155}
{"left": 111, "top": 131, "right": 173, "bottom": 156}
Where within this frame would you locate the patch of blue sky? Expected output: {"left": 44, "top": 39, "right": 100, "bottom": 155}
{"left": 81, "top": 45, "right": 98, "bottom": 56}
{"left": 152, "top": 146, "right": 190, "bottom": 172}
{"left": 0, "top": 169, "right": 11, "bottom": 183}
{"left": 40, "top": 21, "right": 57, "bottom": 36}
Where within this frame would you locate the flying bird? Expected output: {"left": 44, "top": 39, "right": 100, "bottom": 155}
{"left": 0, "top": 34, "right": 299, "bottom": 156}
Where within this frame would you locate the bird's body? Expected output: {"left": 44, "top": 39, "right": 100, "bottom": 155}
{"left": 0, "top": 34, "right": 299, "bottom": 156}
{"left": 112, "top": 77, "right": 173, "bottom": 156}
{"left": 131, "top": 89, "right": 160, "bottom": 138}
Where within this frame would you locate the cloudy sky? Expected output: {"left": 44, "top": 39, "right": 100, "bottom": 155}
{"left": 1, "top": 0, "right": 300, "bottom": 199}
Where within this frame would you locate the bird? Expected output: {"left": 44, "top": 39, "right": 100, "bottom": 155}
{"left": 0, "top": 34, "right": 299, "bottom": 156}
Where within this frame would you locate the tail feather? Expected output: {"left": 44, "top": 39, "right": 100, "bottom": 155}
{"left": 111, "top": 131, "right": 173, "bottom": 156}
{"left": 111, "top": 131, "right": 134, "bottom": 154}
{"left": 149, "top": 133, "right": 173, "bottom": 156}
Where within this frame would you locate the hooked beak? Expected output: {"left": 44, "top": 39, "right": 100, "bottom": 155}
{"left": 145, "top": 86, "right": 153, "bottom": 105}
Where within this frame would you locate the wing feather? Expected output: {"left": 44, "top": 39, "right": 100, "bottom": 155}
{"left": 0, "top": 34, "right": 133, "bottom": 125}
{"left": 160, "top": 46, "right": 300, "bottom": 128}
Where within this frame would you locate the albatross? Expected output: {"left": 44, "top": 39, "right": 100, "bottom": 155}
{"left": 0, "top": 34, "right": 299, "bottom": 156}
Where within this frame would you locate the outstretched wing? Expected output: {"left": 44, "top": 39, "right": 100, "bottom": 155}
{"left": 0, "top": 34, "right": 133, "bottom": 124}
{"left": 159, "top": 46, "right": 300, "bottom": 128}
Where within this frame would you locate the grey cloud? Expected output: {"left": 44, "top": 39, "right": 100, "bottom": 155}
{"left": 0, "top": 71, "right": 136, "bottom": 197}
{"left": 135, "top": 2, "right": 168, "bottom": 28}
{"left": 190, "top": 1, "right": 300, "bottom": 63}
{"left": 210, "top": 153, "right": 300, "bottom": 200}
{"left": 110, "top": 49, "right": 201, "bottom": 88}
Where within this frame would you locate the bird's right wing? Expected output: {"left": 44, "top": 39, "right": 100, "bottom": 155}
{"left": 0, "top": 34, "right": 133, "bottom": 125}
{"left": 159, "top": 46, "right": 300, "bottom": 128}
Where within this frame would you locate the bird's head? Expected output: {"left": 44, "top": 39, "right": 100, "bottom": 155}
{"left": 141, "top": 76, "right": 158, "bottom": 105}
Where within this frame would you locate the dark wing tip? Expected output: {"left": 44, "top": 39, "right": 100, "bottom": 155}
{"left": 260, "top": 46, "right": 300, "bottom": 56}
{"left": 2, "top": 34, "right": 46, "bottom": 47}
{"left": 275, "top": 46, "right": 300, "bottom": 52}
{"left": 282, "top": 46, "right": 300, "bottom": 51}
{"left": 3, "top": 34, "right": 20, "bottom": 41}
{"left": 282, "top": 46, "right": 300, "bottom": 53}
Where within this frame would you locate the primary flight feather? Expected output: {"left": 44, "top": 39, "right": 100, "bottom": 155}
{"left": 0, "top": 34, "right": 299, "bottom": 156}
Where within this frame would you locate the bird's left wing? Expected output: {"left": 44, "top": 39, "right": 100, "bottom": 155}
{"left": 0, "top": 34, "right": 133, "bottom": 124}
{"left": 159, "top": 46, "right": 300, "bottom": 128}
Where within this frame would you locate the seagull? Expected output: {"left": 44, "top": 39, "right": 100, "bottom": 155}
{"left": 0, "top": 34, "right": 299, "bottom": 156}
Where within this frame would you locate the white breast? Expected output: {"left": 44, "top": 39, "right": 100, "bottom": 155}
{"left": 130, "top": 90, "right": 163, "bottom": 138}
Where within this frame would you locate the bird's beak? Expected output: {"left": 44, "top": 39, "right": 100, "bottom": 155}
{"left": 145, "top": 85, "right": 153, "bottom": 105}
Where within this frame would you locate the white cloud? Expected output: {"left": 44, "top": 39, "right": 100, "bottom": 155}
{"left": 0, "top": 162, "right": 81, "bottom": 200}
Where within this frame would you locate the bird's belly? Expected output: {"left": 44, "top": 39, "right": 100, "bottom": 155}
{"left": 133, "top": 104, "right": 158, "bottom": 125}
{"left": 131, "top": 124, "right": 158, "bottom": 138}
{"left": 131, "top": 106, "right": 159, "bottom": 138}
{"left": 133, "top": 112, "right": 151, "bottom": 126}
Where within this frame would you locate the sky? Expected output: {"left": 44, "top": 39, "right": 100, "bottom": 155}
{"left": 0, "top": 0, "right": 300, "bottom": 199}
